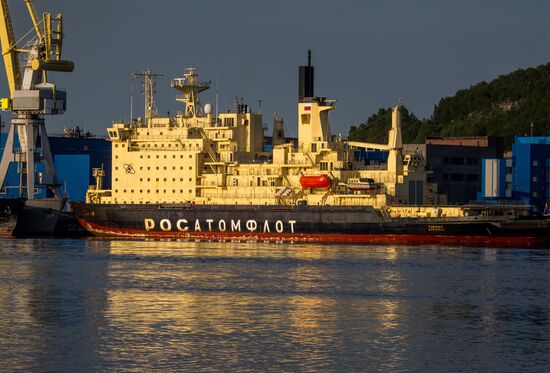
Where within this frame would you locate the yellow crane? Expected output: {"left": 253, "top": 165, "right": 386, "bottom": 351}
{"left": 0, "top": 0, "right": 74, "bottom": 201}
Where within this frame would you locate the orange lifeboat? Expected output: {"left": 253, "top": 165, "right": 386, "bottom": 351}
{"left": 300, "top": 175, "right": 331, "bottom": 189}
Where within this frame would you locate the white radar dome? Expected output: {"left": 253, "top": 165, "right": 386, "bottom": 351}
{"left": 204, "top": 103, "right": 212, "bottom": 114}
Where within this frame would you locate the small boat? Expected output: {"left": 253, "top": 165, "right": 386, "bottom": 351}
{"left": 299, "top": 175, "right": 331, "bottom": 189}
{"left": 346, "top": 178, "right": 378, "bottom": 192}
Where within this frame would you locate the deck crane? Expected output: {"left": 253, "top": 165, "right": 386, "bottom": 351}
{"left": 0, "top": 0, "right": 74, "bottom": 202}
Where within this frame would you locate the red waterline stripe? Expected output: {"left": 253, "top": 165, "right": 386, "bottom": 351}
{"left": 78, "top": 219, "right": 549, "bottom": 248}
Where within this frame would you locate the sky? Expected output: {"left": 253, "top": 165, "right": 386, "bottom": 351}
{"left": 2, "top": 0, "right": 550, "bottom": 137}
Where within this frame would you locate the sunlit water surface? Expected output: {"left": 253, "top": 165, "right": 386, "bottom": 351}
{"left": 0, "top": 238, "right": 549, "bottom": 371}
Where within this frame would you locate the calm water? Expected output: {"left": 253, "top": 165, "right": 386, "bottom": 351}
{"left": 0, "top": 239, "right": 549, "bottom": 372}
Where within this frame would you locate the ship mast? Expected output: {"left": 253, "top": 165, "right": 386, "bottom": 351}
{"left": 171, "top": 68, "right": 210, "bottom": 118}
{"left": 133, "top": 69, "right": 163, "bottom": 127}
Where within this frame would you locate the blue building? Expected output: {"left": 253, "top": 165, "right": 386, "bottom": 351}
{"left": 479, "top": 136, "right": 550, "bottom": 213}
{"left": 0, "top": 133, "right": 111, "bottom": 201}
{"left": 511, "top": 136, "right": 550, "bottom": 213}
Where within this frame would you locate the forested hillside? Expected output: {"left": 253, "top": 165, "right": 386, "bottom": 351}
{"left": 348, "top": 63, "right": 550, "bottom": 146}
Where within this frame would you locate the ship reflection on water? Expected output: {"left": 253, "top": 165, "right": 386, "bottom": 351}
{"left": 0, "top": 239, "right": 549, "bottom": 371}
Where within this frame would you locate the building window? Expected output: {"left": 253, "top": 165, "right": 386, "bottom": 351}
{"left": 451, "top": 157, "right": 464, "bottom": 165}
{"left": 301, "top": 114, "right": 311, "bottom": 124}
{"left": 466, "top": 174, "right": 479, "bottom": 182}
{"left": 450, "top": 173, "right": 464, "bottom": 181}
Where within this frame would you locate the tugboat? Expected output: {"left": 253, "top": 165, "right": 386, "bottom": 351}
{"left": 72, "top": 52, "right": 550, "bottom": 247}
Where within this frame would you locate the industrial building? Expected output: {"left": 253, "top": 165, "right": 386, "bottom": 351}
{"left": 0, "top": 131, "right": 111, "bottom": 201}
{"left": 478, "top": 136, "right": 550, "bottom": 213}
{"left": 404, "top": 136, "right": 504, "bottom": 204}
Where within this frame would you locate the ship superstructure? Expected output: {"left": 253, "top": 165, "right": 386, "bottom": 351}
{"left": 87, "top": 53, "right": 443, "bottom": 214}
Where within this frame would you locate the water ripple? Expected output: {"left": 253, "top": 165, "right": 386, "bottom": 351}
{"left": 0, "top": 238, "right": 549, "bottom": 371}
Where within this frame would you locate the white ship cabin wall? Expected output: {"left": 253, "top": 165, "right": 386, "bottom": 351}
{"left": 99, "top": 100, "right": 268, "bottom": 205}
{"left": 105, "top": 122, "right": 204, "bottom": 204}
{"left": 297, "top": 99, "right": 334, "bottom": 154}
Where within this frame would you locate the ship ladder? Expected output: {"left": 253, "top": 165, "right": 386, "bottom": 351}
{"left": 292, "top": 189, "right": 304, "bottom": 204}
{"left": 321, "top": 185, "right": 336, "bottom": 205}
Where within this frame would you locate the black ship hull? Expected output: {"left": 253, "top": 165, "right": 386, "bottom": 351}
{"left": 0, "top": 197, "right": 88, "bottom": 237}
{"left": 0, "top": 198, "right": 25, "bottom": 237}
{"left": 72, "top": 203, "right": 550, "bottom": 247}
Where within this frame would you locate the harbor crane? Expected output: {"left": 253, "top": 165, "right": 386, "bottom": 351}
{"left": 0, "top": 0, "right": 74, "bottom": 202}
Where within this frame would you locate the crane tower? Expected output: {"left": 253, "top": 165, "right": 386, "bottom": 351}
{"left": 0, "top": 0, "right": 74, "bottom": 201}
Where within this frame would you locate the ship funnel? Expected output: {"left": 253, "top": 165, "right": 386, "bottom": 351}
{"left": 298, "top": 50, "right": 314, "bottom": 102}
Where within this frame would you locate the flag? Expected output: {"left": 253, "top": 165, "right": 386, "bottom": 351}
{"left": 304, "top": 105, "right": 311, "bottom": 111}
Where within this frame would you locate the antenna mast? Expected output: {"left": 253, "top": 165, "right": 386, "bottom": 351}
{"left": 133, "top": 68, "right": 164, "bottom": 126}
